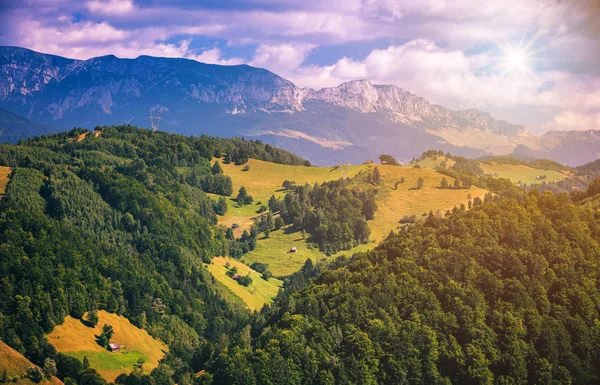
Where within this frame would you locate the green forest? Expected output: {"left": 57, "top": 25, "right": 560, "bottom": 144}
{"left": 1, "top": 126, "right": 600, "bottom": 385}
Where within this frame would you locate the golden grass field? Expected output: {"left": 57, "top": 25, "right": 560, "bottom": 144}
{"left": 47, "top": 310, "right": 167, "bottom": 382}
{"left": 0, "top": 166, "right": 12, "bottom": 196}
{"left": 206, "top": 256, "right": 283, "bottom": 311}
{"left": 0, "top": 340, "right": 64, "bottom": 385}
{"left": 480, "top": 162, "right": 567, "bottom": 185}
{"left": 362, "top": 165, "right": 488, "bottom": 243}
{"left": 218, "top": 161, "right": 487, "bottom": 278}
{"left": 209, "top": 159, "right": 369, "bottom": 236}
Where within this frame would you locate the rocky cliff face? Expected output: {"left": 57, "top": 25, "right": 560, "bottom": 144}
{"left": 304, "top": 80, "right": 526, "bottom": 134}
{"left": 0, "top": 46, "right": 596, "bottom": 165}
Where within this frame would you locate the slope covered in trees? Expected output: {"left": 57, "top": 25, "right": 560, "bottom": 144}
{"left": 0, "top": 125, "right": 309, "bottom": 381}
{"left": 199, "top": 188, "right": 600, "bottom": 384}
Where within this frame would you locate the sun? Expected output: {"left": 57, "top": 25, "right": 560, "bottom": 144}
{"left": 505, "top": 50, "right": 529, "bottom": 73}
{"left": 496, "top": 39, "right": 539, "bottom": 76}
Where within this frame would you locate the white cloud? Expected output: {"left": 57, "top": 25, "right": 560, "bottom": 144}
{"left": 249, "top": 43, "right": 316, "bottom": 73}
{"left": 86, "top": 0, "right": 135, "bottom": 16}
{"left": 189, "top": 48, "right": 245, "bottom": 66}
{"left": 542, "top": 111, "right": 600, "bottom": 131}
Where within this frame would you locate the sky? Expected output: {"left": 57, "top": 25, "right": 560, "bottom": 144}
{"left": 1, "top": 0, "right": 599, "bottom": 133}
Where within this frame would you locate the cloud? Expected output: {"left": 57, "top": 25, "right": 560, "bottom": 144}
{"left": 189, "top": 48, "right": 245, "bottom": 66}
{"left": 86, "top": 0, "right": 135, "bottom": 16}
{"left": 249, "top": 44, "right": 316, "bottom": 73}
{"left": 543, "top": 111, "right": 600, "bottom": 131}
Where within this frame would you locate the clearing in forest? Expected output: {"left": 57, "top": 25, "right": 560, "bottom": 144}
{"left": 47, "top": 310, "right": 167, "bottom": 382}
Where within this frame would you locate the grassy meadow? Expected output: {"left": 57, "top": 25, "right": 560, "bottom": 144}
{"left": 480, "top": 162, "right": 567, "bottom": 185}
{"left": 209, "top": 159, "right": 368, "bottom": 235}
{"left": 206, "top": 256, "right": 283, "bottom": 311}
{"left": 241, "top": 225, "right": 326, "bottom": 277}
{"left": 202, "top": 158, "right": 503, "bottom": 309}
{"left": 47, "top": 311, "right": 167, "bottom": 382}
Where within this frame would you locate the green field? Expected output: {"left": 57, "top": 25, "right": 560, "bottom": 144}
{"left": 480, "top": 163, "right": 567, "bottom": 185}
{"left": 206, "top": 256, "right": 283, "bottom": 311}
{"left": 47, "top": 311, "right": 167, "bottom": 382}
{"left": 241, "top": 225, "right": 326, "bottom": 277}
{"left": 61, "top": 350, "right": 148, "bottom": 372}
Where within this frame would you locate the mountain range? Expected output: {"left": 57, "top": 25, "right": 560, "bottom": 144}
{"left": 1, "top": 45, "right": 598, "bottom": 165}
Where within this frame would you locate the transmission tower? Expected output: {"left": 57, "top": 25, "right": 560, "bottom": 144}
{"left": 339, "top": 162, "right": 350, "bottom": 179}
{"left": 147, "top": 113, "right": 162, "bottom": 132}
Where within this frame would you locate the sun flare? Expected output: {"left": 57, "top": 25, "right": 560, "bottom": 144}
{"left": 505, "top": 50, "right": 528, "bottom": 73}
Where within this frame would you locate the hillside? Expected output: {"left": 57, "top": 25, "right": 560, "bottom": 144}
{"left": 200, "top": 188, "right": 600, "bottom": 384}
{"left": 2, "top": 46, "right": 599, "bottom": 166}
{"left": 206, "top": 256, "right": 283, "bottom": 311}
{"left": 212, "top": 159, "right": 487, "bottom": 278}
{"left": 0, "top": 109, "right": 58, "bottom": 143}
{"left": 47, "top": 311, "right": 167, "bottom": 382}
{"left": 410, "top": 153, "right": 569, "bottom": 185}
{"left": 0, "top": 126, "right": 310, "bottom": 382}
{"left": 0, "top": 341, "right": 63, "bottom": 385}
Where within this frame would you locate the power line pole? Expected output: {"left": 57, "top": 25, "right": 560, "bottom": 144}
{"left": 147, "top": 113, "right": 162, "bottom": 132}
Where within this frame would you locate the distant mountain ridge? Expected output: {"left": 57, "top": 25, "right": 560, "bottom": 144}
{"left": 1, "top": 46, "right": 598, "bottom": 165}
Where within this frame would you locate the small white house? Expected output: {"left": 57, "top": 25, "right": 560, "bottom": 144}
{"left": 290, "top": 247, "right": 298, "bottom": 252}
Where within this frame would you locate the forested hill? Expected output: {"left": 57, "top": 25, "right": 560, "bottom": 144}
{"left": 0, "top": 125, "right": 308, "bottom": 381}
{"left": 199, "top": 187, "right": 600, "bottom": 384}
{"left": 2, "top": 124, "right": 600, "bottom": 385}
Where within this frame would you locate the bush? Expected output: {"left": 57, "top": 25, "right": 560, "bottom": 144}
{"left": 261, "top": 271, "right": 272, "bottom": 281}
{"left": 226, "top": 266, "right": 238, "bottom": 278}
{"left": 238, "top": 275, "right": 253, "bottom": 287}
{"left": 250, "top": 262, "right": 268, "bottom": 273}
{"left": 274, "top": 217, "right": 285, "bottom": 230}
{"left": 26, "top": 367, "right": 44, "bottom": 383}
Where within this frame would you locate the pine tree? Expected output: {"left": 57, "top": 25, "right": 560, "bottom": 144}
{"left": 211, "top": 161, "right": 223, "bottom": 174}
{"left": 440, "top": 178, "right": 449, "bottom": 189}
{"left": 372, "top": 167, "right": 381, "bottom": 185}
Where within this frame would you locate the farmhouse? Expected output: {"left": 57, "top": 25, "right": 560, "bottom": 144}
{"left": 231, "top": 223, "right": 239, "bottom": 229}
{"left": 290, "top": 247, "right": 298, "bottom": 252}
{"left": 109, "top": 343, "right": 121, "bottom": 352}
{"left": 363, "top": 159, "right": 374, "bottom": 164}
{"left": 381, "top": 160, "right": 388, "bottom": 164}
{"left": 232, "top": 274, "right": 241, "bottom": 280}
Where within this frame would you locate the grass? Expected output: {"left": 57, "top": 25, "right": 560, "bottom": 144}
{"left": 361, "top": 165, "right": 488, "bottom": 244}
{"left": 206, "top": 256, "right": 283, "bottom": 311}
{"left": 241, "top": 164, "right": 487, "bottom": 276}
{"left": 206, "top": 160, "right": 488, "bottom": 307}
{"left": 409, "top": 156, "right": 456, "bottom": 169}
{"left": 0, "top": 166, "right": 12, "bottom": 196}
{"left": 480, "top": 163, "right": 566, "bottom": 185}
{"left": 0, "top": 340, "right": 63, "bottom": 385}
{"left": 47, "top": 310, "right": 167, "bottom": 382}
{"left": 241, "top": 225, "right": 326, "bottom": 277}
{"left": 209, "top": 159, "right": 368, "bottom": 235}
